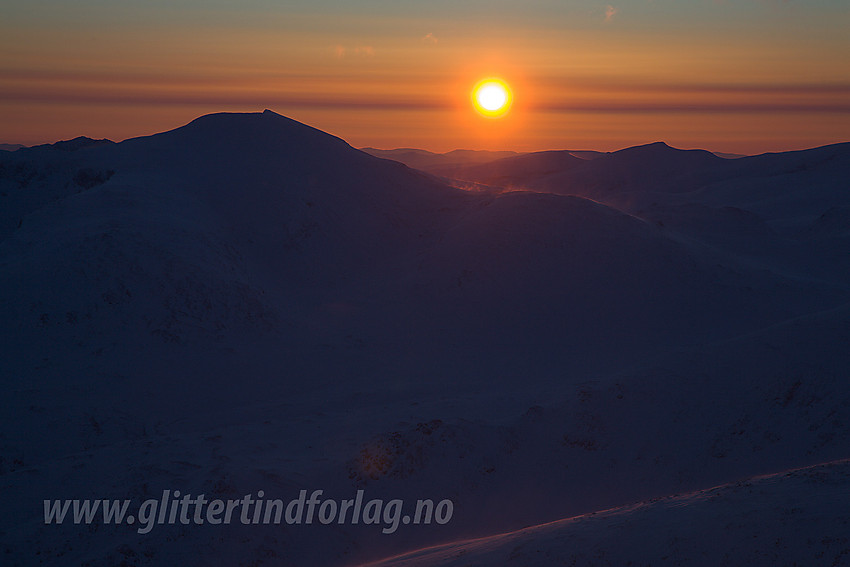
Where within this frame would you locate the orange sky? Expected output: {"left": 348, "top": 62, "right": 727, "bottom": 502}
{"left": 2, "top": 1, "right": 848, "bottom": 154}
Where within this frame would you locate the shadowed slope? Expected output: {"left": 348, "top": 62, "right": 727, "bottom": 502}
{"left": 360, "top": 458, "right": 850, "bottom": 567}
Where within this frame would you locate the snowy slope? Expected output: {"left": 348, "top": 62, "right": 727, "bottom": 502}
{"left": 360, "top": 458, "right": 850, "bottom": 567}
{"left": 1, "top": 112, "right": 849, "bottom": 566}
{"left": 436, "top": 142, "right": 722, "bottom": 196}
{"left": 437, "top": 141, "right": 850, "bottom": 227}
{"left": 431, "top": 140, "right": 850, "bottom": 292}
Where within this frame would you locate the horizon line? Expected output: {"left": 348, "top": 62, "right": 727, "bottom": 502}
{"left": 4, "top": 110, "right": 849, "bottom": 158}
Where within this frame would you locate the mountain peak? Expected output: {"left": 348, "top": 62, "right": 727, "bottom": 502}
{"left": 609, "top": 141, "right": 722, "bottom": 165}
{"left": 121, "top": 110, "right": 355, "bottom": 160}
{"left": 614, "top": 141, "right": 676, "bottom": 155}
{"left": 34, "top": 136, "right": 114, "bottom": 152}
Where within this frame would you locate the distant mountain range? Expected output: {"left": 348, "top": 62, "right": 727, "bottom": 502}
{"left": 360, "top": 145, "right": 747, "bottom": 177}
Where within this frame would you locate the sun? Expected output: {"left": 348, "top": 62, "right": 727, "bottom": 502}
{"left": 472, "top": 78, "right": 513, "bottom": 118}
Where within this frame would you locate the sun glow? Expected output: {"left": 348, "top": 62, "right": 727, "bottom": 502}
{"left": 472, "top": 78, "right": 513, "bottom": 118}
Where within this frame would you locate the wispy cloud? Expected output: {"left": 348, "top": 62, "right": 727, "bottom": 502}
{"left": 540, "top": 101, "right": 850, "bottom": 114}
{"left": 0, "top": 86, "right": 445, "bottom": 111}
{"left": 538, "top": 76, "right": 850, "bottom": 96}
{"left": 4, "top": 68, "right": 849, "bottom": 115}
{"left": 534, "top": 76, "right": 850, "bottom": 113}
{"left": 331, "top": 45, "right": 374, "bottom": 58}
{"left": 422, "top": 32, "right": 438, "bottom": 44}
{"left": 4, "top": 85, "right": 848, "bottom": 114}
{"left": 605, "top": 5, "right": 618, "bottom": 22}
{"left": 0, "top": 66, "right": 449, "bottom": 88}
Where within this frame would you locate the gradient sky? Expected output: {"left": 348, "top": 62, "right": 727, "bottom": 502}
{"left": 2, "top": 0, "right": 848, "bottom": 153}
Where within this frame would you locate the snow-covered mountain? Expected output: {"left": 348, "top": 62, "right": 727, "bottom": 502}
{"left": 2, "top": 110, "right": 848, "bottom": 566}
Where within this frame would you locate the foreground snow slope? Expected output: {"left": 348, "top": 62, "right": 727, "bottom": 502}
{"left": 362, "top": 458, "right": 850, "bottom": 567}
{"left": 1, "top": 111, "right": 848, "bottom": 565}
